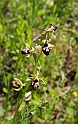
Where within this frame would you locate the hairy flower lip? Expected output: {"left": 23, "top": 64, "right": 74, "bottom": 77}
{"left": 11, "top": 81, "right": 20, "bottom": 88}
{"left": 50, "top": 24, "right": 58, "bottom": 31}
{"left": 43, "top": 43, "right": 48, "bottom": 47}
{"left": 46, "top": 24, "right": 58, "bottom": 32}
{"left": 11, "top": 78, "right": 24, "bottom": 91}
{"left": 34, "top": 78, "right": 39, "bottom": 83}
{"left": 52, "top": 26, "right": 57, "bottom": 31}
{"left": 21, "top": 48, "right": 30, "bottom": 54}
{"left": 42, "top": 43, "right": 51, "bottom": 56}
{"left": 32, "top": 78, "right": 39, "bottom": 90}
{"left": 43, "top": 51, "right": 50, "bottom": 56}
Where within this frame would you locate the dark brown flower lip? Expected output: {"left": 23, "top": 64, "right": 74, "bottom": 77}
{"left": 42, "top": 43, "right": 51, "bottom": 56}
{"left": 32, "top": 78, "right": 39, "bottom": 89}
{"left": 33, "top": 79, "right": 39, "bottom": 83}
{"left": 33, "top": 84, "right": 39, "bottom": 89}
{"left": 50, "top": 24, "right": 58, "bottom": 31}
{"left": 11, "top": 81, "right": 20, "bottom": 88}
{"left": 21, "top": 48, "right": 30, "bottom": 54}
{"left": 42, "top": 50, "right": 50, "bottom": 56}
{"left": 43, "top": 43, "right": 48, "bottom": 47}
{"left": 52, "top": 26, "right": 57, "bottom": 31}
{"left": 32, "top": 79, "right": 39, "bottom": 85}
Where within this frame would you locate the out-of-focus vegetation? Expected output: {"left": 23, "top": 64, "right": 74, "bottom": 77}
{"left": 0, "top": 0, "right": 78, "bottom": 124}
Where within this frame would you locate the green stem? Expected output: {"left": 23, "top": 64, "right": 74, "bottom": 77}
{"left": 33, "top": 51, "right": 42, "bottom": 75}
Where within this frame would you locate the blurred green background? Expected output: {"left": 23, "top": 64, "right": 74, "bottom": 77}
{"left": 0, "top": 0, "right": 78, "bottom": 124}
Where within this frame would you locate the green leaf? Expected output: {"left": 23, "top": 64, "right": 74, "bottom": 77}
{"left": 3, "top": 87, "right": 8, "bottom": 93}
{"left": 0, "top": 23, "right": 3, "bottom": 31}
{"left": 75, "top": 71, "right": 78, "bottom": 80}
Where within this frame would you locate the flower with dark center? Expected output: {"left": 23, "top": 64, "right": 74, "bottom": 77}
{"left": 11, "top": 80, "right": 20, "bottom": 89}
{"left": 32, "top": 78, "right": 39, "bottom": 90}
{"left": 11, "top": 78, "right": 24, "bottom": 91}
{"left": 50, "top": 24, "right": 58, "bottom": 31}
{"left": 42, "top": 43, "right": 51, "bottom": 56}
{"left": 21, "top": 48, "right": 30, "bottom": 54}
